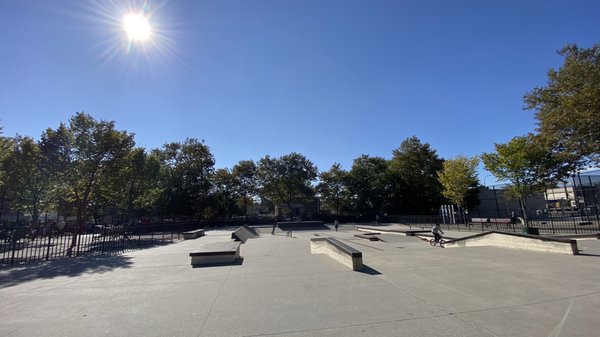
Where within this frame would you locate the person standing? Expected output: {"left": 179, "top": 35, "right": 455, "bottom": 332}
{"left": 334, "top": 219, "right": 339, "bottom": 231}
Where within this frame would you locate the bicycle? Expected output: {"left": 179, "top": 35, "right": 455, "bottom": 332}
{"left": 429, "top": 236, "right": 445, "bottom": 248}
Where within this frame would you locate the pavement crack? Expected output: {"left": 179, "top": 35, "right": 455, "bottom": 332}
{"left": 196, "top": 266, "right": 231, "bottom": 337}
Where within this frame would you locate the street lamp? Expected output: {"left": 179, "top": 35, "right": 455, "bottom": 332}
{"left": 483, "top": 175, "right": 493, "bottom": 187}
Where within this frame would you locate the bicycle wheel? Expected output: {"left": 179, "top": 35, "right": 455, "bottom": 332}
{"left": 429, "top": 238, "right": 436, "bottom": 246}
{"left": 439, "top": 239, "right": 445, "bottom": 248}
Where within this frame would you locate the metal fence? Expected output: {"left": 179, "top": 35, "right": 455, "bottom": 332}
{"left": 391, "top": 213, "right": 600, "bottom": 236}
{"left": 0, "top": 222, "right": 201, "bottom": 266}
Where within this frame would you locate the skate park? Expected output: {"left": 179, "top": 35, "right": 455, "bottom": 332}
{"left": 2, "top": 222, "right": 600, "bottom": 337}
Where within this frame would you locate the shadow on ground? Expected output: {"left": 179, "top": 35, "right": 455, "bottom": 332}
{"left": 359, "top": 265, "right": 382, "bottom": 275}
{"left": 0, "top": 255, "right": 134, "bottom": 289}
{"left": 191, "top": 257, "right": 245, "bottom": 268}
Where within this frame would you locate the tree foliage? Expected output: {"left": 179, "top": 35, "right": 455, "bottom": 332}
{"left": 42, "top": 113, "right": 135, "bottom": 252}
{"left": 153, "top": 138, "right": 215, "bottom": 218}
{"left": 525, "top": 43, "right": 600, "bottom": 166}
{"left": 231, "top": 160, "right": 258, "bottom": 217}
{"left": 388, "top": 136, "right": 444, "bottom": 214}
{"left": 346, "top": 155, "right": 389, "bottom": 216}
{"left": 481, "top": 134, "right": 568, "bottom": 223}
{"left": 257, "top": 153, "right": 318, "bottom": 213}
{"left": 317, "top": 163, "right": 348, "bottom": 216}
{"left": 437, "top": 155, "right": 480, "bottom": 210}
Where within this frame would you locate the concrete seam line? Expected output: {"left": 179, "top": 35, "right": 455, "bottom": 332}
{"left": 196, "top": 266, "right": 232, "bottom": 337}
{"left": 547, "top": 299, "right": 573, "bottom": 337}
{"left": 449, "top": 289, "right": 600, "bottom": 316}
{"left": 241, "top": 312, "right": 482, "bottom": 337}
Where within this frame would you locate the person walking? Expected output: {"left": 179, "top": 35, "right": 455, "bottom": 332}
{"left": 334, "top": 219, "right": 339, "bottom": 231}
{"left": 271, "top": 220, "right": 277, "bottom": 235}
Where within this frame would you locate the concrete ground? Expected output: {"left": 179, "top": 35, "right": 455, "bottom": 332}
{"left": 1, "top": 224, "right": 600, "bottom": 337}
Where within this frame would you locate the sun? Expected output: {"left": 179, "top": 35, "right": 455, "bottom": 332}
{"left": 124, "top": 13, "right": 151, "bottom": 41}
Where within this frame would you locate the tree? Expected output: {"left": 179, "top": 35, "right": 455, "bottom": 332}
{"left": 346, "top": 155, "right": 389, "bottom": 217}
{"left": 437, "top": 155, "right": 480, "bottom": 222}
{"left": 388, "top": 136, "right": 444, "bottom": 214}
{"left": 206, "top": 168, "right": 238, "bottom": 219}
{"left": 100, "top": 148, "right": 162, "bottom": 224}
{"left": 317, "top": 163, "right": 349, "bottom": 216}
{"left": 153, "top": 138, "right": 215, "bottom": 218}
{"left": 257, "top": 153, "right": 318, "bottom": 217}
{"left": 231, "top": 160, "right": 258, "bottom": 218}
{"left": 0, "top": 135, "right": 16, "bottom": 222}
{"left": 42, "top": 113, "right": 135, "bottom": 254}
{"left": 481, "top": 135, "right": 568, "bottom": 226}
{"left": 8, "top": 136, "right": 50, "bottom": 225}
{"left": 525, "top": 43, "right": 600, "bottom": 166}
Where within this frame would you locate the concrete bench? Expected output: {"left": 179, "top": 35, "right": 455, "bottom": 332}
{"left": 182, "top": 229, "right": 206, "bottom": 240}
{"left": 310, "top": 237, "right": 363, "bottom": 271}
{"left": 189, "top": 241, "right": 241, "bottom": 267}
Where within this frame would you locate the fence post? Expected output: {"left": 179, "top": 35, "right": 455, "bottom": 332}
{"left": 572, "top": 215, "right": 578, "bottom": 234}
{"left": 101, "top": 227, "right": 108, "bottom": 254}
{"left": 10, "top": 231, "right": 18, "bottom": 265}
{"left": 121, "top": 226, "right": 126, "bottom": 251}
{"left": 46, "top": 227, "right": 53, "bottom": 260}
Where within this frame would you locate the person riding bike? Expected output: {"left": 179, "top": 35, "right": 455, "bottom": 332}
{"left": 432, "top": 223, "right": 444, "bottom": 243}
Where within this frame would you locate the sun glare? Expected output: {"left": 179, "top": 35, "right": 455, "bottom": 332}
{"left": 124, "top": 13, "right": 151, "bottom": 41}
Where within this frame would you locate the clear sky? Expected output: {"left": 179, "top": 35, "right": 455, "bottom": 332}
{"left": 1, "top": 0, "right": 598, "bottom": 184}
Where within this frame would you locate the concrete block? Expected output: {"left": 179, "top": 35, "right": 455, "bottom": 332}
{"left": 310, "top": 237, "right": 363, "bottom": 271}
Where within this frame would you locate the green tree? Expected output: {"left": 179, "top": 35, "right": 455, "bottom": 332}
{"left": 388, "top": 136, "right": 444, "bottom": 214}
{"left": 525, "top": 43, "right": 600, "bottom": 166}
{"left": 317, "top": 163, "right": 349, "bottom": 216}
{"left": 153, "top": 138, "right": 215, "bottom": 218}
{"left": 481, "top": 135, "right": 568, "bottom": 226}
{"left": 9, "top": 136, "right": 50, "bottom": 224}
{"left": 42, "top": 113, "right": 135, "bottom": 254}
{"left": 38, "top": 123, "right": 74, "bottom": 226}
{"left": 437, "top": 155, "right": 480, "bottom": 222}
{"left": 257, "top": 152, "right": 318, "bottom": 217}
{"left": 0, "top": 136, "right": 16, "bottom": 222}
{"left": 96, "top": 148, "right": 162, "bottom": 224}
{"left": 206, "top": 168, "right": 238, "bottom": 220}
{"left": 346, "top": 155, "right": 389, "bottom": 217}
{"left": 231, "top": 160, "right": 258, "bottom": 218}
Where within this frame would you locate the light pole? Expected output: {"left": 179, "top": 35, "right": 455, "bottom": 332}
{"left": 483, "top": 175, "right": 493, "bottom": 187}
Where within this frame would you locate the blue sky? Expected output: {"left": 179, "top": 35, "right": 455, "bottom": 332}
{"left": 1, "top": 0, "right": 598, "bottom": 184}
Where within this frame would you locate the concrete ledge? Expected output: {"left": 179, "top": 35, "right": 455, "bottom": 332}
{"left": 231, "top": 225, "right": 259, "bottom": 243}
{"left": 189, "top": 241, "right": 241, "bottom": 266}
{"left": 277, "top": 221, "right": 327, "bottom": 231}
{"left": 355, "top": 226, "right": 429, "bottom": 236}
{"left": 444, "top": 231, "right": 579, "bottom": 255}
{"left": 182, "top": 229, "right": 205, "bottom": 240}
{"left": 354, "top": 233, "right": 379, "bottom": 241}
{"left": 310, "top": 237, "right": 363, "bottom": 271}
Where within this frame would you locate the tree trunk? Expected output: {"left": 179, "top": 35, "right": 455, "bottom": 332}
{"left": 519, "top": 197, "right": 529, "bottom": 228}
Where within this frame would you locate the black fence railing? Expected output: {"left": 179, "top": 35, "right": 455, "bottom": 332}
{"left": 387, "top": 213, "right": 600, "bottom": 235}
{"left": 0, "top": 222, "right": 202, "bottom": 266}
